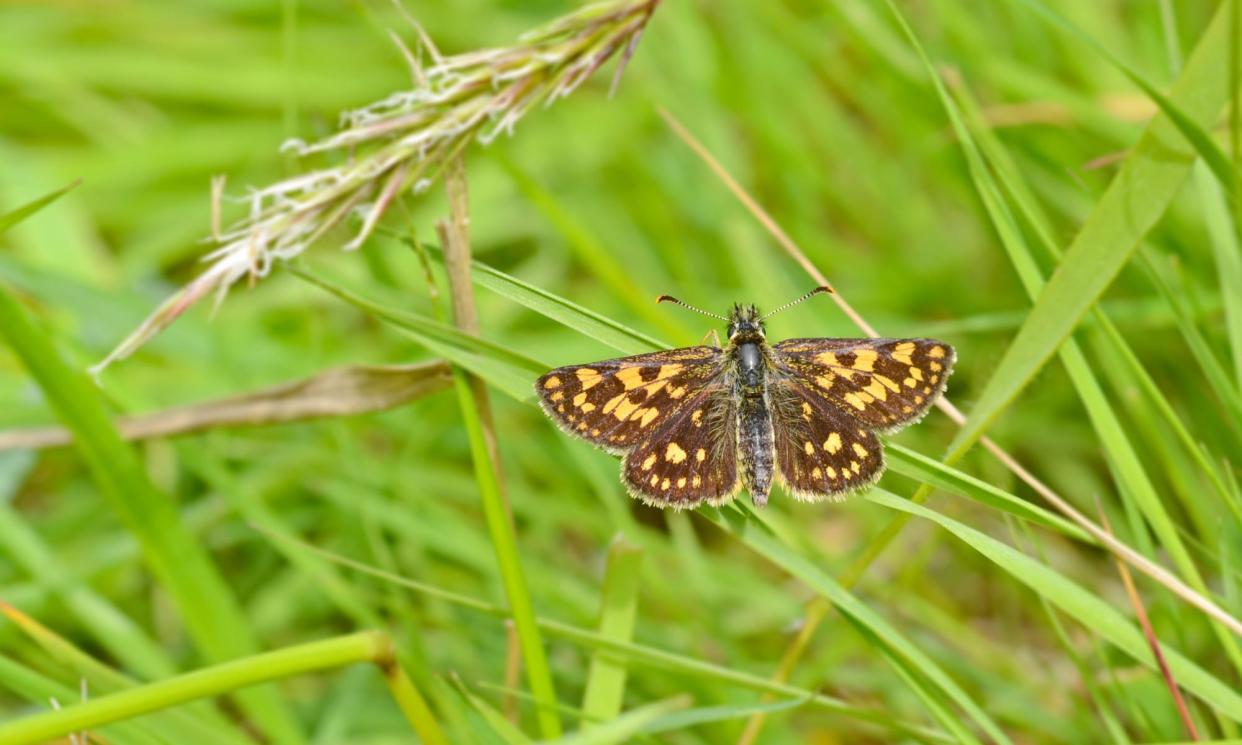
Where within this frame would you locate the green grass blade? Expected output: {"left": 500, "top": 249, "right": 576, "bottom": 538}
{"left": 452, "top": 364, "right": 563, "bottom": 737}
{"left": 885, "top": 444, "right": 1090, "bottom": 540}
{"left": 708, "top": 509, "right": 1013, "bottom": 745}
{"left": 870, "top": 490, "right": 1242, "bottom": 722}
{"left": 1013, "top": 0, "right": 1237, "bottom": 205}
{"left": 0, "top": 281, "right": 305, "bottom": 744}
{"left": 580, "top": 535, "right": 643, "bottom": 727}
{"left": 415, "top": 242, "right": 663, "bottom": 355}
{"left": 948, "top": 1, "right": 1238, "bottom": 457}
{"left": 0, "top": 179, "right": 81, "bottom": 235}
{"left": 551, "top": 696, "right": 691, "bottom": 745}
{"left": 0, "top": 632, "right": 395, "bottom": 745}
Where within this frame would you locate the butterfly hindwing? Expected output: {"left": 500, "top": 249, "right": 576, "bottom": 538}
{"left": 770, "top": 378, "right": 884, "bottom": 500}
{"left": 535, "top": 346, "right": 726, "bottom": 454}
{"left": 621, "top": 382, "right": 739, "bottom": 508}
{"left": 771, "top": 338, "right": 955, "bottom": 432}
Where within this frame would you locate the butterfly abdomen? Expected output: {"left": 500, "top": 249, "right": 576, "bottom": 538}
{"left": 734, "top": 340, "right": 775, "bottom": 506}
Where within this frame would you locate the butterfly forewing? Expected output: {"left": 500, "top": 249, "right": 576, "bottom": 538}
{"left": 772, "top": 338, "right": 955, "bottom": 433}
{"left": 621, "top": 382, "right": 739, "bottom": 507}
{"left": 770, "top": 378, "right": 884, "bottom": 500}
{"left": 536, "top": 346, "right": 726, "bottom": 454}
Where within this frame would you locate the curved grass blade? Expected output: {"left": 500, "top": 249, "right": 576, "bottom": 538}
{"left": 885, "top": 444, "right": 1090, "bottom": 541}
{"left": 0, "top": 179, "right": 81, "bottom": 235}
{"left": 705, "top": 508, "right": 1013, "bottom": 745}
{"left": 0, "top": 281, "right": 304, "bottom": 742}
{"left": 869, "top": 489, "right": 1242, "bottom": 722}
{"left": 1012, "top": 0, "right": 1237, "bottom": 205}
{"left": 414, "top": 241, "right": 664, "bottom": 355}
{"left": 293, "top": 267, "right": 543, "bottom": 401}
{"left": 264, "top": 526, "right": 955, "bottom": 743}
{"left": 947, "top": 0, "right": 1238, "bottom": 459}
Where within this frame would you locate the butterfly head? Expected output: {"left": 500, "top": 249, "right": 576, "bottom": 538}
{"left": 727, "top": 303, "right": 765, "bottom": 343}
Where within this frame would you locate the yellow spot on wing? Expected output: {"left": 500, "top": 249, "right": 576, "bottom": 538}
{"left": 824, "top": 432, "right": 842, "bottom": 453}
{"left": 891, "top": 342, "right": 915, "bottom": 365}
{"left": 850, "top": 461, "right": 861, "bottom": 474}
{"left": 650, "top": 474, "right": 659, "bottom": 486}
{"left": 811, "top": 466, "right": 822, "bottom": 479}
{"left": 668, "top": 385, "right": 687, "bottom": 399}
{"left": 816, "top": 352, "right": 840, "bottom": 367}
{"left": 910, "top": 367, "right": 924, "bottom": 381}
{"left": 551, "top": 391, "right": 565, "bottom": 401}
{"left": 804, "top": 441, "right": 814, "bottom": 455}
{"left": 573, "top": 392, "right": 587, "bottom": 407}
{"left": 661, "top": 478, "right": 671, "bottom": 490}
{"left": 929, "top": 361, "right": 943, "bottom": 372}
{"left": 874, "top": 374, "right": 900, "bottom": 392}
{"left": 852, "top": 442, "right": 868, "bottom": 458}
{"left": 696, "top": 448, "right": 706, "bottom": 462}
{"left": 863, "top": 379, "right": 888, "bottom": 401}
{"left": 801, "top": 401, "right": 813, "bottom": 420}
{"left": 580, "top": 403, "right": 596, "bottom": 413}
{"left": 665, "top": 442, "right": 687, "bottom": 463}
{"left": 928, "top": 346, "right": 946, "bottom": 359}
{"left": 642, "top": 453, "right": 657, "bottom": 471}
{"left": 844, "top": 393, "right": 867, "bottom": 410}
{"left": 691, "top": 409, "right": 704, "bottom": 426}
{"left": 613, "top": 397, "right": 639, "bottom": 420}
{"left": 658, "top": 364, "right": 684, "bottom": 380}
{"left": 677, "top": 477, "right": 687, "bottom": 488}
{"left": 543, "top": 376, "right": 562, "bottom": 389}
{"left": 903, "top": 377, "right": 916, "bottom": 388}
{"left": 639, "top": 408, "right": 660, "bottom": 427}
{"left": 825, "top": 466, "right": 837, "bottom": 479}
{"left": 852, "top": 349, "right": 878, "bottom": 371}
{"left": 576, "top": 368, "right": 602, "bottom": 389}
{"left": 815, "top": 375, "right": 835, "bottom": 390}
{"left": 616, "top": 367, "right": 645, "bottom": 390}
{"left": 692, "top": 475, "right": 702, "bottom": 487}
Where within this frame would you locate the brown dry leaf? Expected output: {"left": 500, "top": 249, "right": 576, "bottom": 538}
{"left": 0, "top": 361, "right": 452, "bottom": 450}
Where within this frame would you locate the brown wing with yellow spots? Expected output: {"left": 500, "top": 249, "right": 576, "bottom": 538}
{"left": 620, "top": 380, "right": 738, "bottom": 508}
{"left": 771, "top": 338, "right": 955, "bottom": 433}
{"left": 535, "top": 346, "right": 727, "bottom": 455}
{"left": 770, "top": 378, "right": 884, "bottom": 501}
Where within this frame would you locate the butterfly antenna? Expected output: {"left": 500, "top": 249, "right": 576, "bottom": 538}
{"left": 656, "top": 295, "right": 729, "bottom": 321}
{"left": 761, "top": 285, "right": 834, "bottom": 320}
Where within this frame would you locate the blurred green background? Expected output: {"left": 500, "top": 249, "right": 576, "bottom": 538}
{"left": 0, "top": 0, "right": 1239, "bottom": 743}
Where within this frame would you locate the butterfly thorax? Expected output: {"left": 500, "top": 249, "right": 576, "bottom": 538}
{"left": 726, "top": 304, "right": 775, "bottom": 506}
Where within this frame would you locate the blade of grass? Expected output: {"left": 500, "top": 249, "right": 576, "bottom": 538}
{"left": 948, "top": 0, "right": 1238, "bottom": 460}
{"left": 1096, "top": 504, "right": 1201, "bottom": 740}
{"left": 439, "top": 158, "right": 561, "bottom": 739}
{"left": 0, "top": 631, "right": 441, "bottom": 745}
{"left": 0, "top": 179, "right": 81, "bottom": 235}
{"left": 706, "top": 507, "right": 1012, "bottom": 745}
{"left": 0, "top": 602, "right": 250, "bottom": 745}
{"left": 551, "top": 695, "right": 691, "bottom": 745}
{"left": 1012, "top": 0, "right": 1237, "bottom": 205}
{"left": 409, "top": 239, "right": 663, "bottom": 355}
{"left": 580, "top": 535, "right": 643, "bottom": 728}
{"left": 0, "top": 282, "right": 304, "bottom": 743}
{"left": 868, "top": 489, "right": 1242, "bottom": 722}
{"left": 257, "top": 524, "right": 954, "bottom": 743}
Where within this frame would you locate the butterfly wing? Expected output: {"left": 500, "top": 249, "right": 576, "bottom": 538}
{"left": 535, "top": 346, "right": 727, "bottom": 454}
{"left": 771, "top": 338, "right": 955, "bottom": 433}
{"left": 620, "top": 381, "right": 739, "bottom": 508}
{"left": 769, "top": 377, "right": 884, "bottom": 500}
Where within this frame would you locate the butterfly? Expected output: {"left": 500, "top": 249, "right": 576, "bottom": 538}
{"left": 535, "top": 287, "right": 955, "bottom": 509}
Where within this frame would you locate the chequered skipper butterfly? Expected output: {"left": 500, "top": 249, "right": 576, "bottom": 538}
{"left": 536, "top": 288, "right": 955, "bottom": 509}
